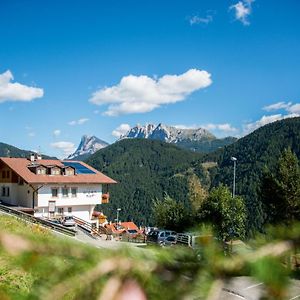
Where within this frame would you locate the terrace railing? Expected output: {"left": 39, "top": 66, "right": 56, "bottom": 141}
{"left": 0, "top": 204, "right": 76, "bottom": 237}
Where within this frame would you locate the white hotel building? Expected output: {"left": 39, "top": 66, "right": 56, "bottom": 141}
{"left": 0, "top": 156, "right": 116, "bottom": 221}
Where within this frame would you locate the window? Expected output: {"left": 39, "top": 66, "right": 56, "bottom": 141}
{"left": 6, "top": 170, "right": 9, "bottom": 178}
{"left": 1, "top": 186, "right": 9, "bottom": 197}
{"left": 51, "top": 168, "right": 61, "bottom": 175}
{"left": 62, "top": 187, "right": 69, "bottom": 198}
{"left": 68, "top": 207, "right": 72, "bottom": 213}
{"left": 2, "top": 171, "right": 6, "bottom": 179}
{"left": 37, "top": 168, "right": 46, "bottom": 175}
{"left": 65, "top": 168, "right": 74, "bottom": 176}
{"left": 51, "top": 188, "right": 58, "bottom": 198}
{"left": 71, "top": 188, "right": 77, "bottom": 198}
{"left": 57, "top": 207, "right": 64, "bottom": 215}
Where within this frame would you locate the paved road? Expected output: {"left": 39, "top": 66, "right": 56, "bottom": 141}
{"left": 221, "top": 277, "right": 300, "bottom": 300}
{"left": 72, "top": 227, "right": 146, "bottom": 249}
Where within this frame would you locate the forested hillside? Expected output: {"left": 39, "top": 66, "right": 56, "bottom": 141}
{"left": 208, "top": 117, "right": 300, "bottom": 233}
{"left": 87, "top": 117, "right": 300, "bottom": 231}
{"left": 0, "top": 142, "right": 54, "bottom": 159}
{"left": 86, "top": 139, "right": 209, "bottom": 225}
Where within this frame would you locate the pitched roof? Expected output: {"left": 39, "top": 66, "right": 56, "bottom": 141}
{"left": 0, "top": 157, "right": 117, "bottom": 184}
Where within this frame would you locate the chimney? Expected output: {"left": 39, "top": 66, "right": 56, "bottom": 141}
{"left": 37, "top": 153, "right": 42, "bottom": 160}
{"left": 30, "top": 153, "right": 35, "bottom": 162}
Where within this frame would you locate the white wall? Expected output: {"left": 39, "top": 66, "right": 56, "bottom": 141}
{"left": 37, "top": 184, "right": 102, "bottom": 207}
{"left": 0, "top": 182, "right": 102, "bottom": 222}
{"left": 0, "top": 183, "right": 33, "bottom": 207}
{"left": 34, "top": 204, "right": 94, "bottom": 221}
{"left": 34, "top": 184, "right": 102, "bottom": 221}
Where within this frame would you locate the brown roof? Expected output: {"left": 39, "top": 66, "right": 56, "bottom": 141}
{"left": 0, "top": 157, "right": 117, "bottom": 185}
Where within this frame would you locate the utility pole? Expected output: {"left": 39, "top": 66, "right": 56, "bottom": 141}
{"left": 116, "top": 208, "right": 121, "bottom": 228}
{"left": 231, "top": 157, "right": 237, "bottom": 198}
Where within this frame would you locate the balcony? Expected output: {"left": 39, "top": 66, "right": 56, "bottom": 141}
{"left": 101, "top": 193, "right": 110, "bottom": 204}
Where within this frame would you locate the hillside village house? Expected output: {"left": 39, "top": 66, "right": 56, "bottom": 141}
{"left": 0, "top": 155, "right": 116, "bottom": 222}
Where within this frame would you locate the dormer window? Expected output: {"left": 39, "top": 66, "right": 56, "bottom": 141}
{"left": 64, "top": 167, "right": 75, "bottom": 176}
{"left": 37, "top": 167, "right": 46, "bottom": 175}
{"left": 51, "top": 167, "right": 61, "bottom": 175}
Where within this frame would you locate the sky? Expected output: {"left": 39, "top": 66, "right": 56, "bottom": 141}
{"left": 1, "top": 0, "right": 300, "bottom": 158}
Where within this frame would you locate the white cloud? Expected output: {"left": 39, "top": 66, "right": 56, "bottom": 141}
{"left": 202, "top": 123, "right": 238, "bottom": 133}
{"left": 189, "top": 15, "right": 213, "bottom": 25}
{"left": 263, "top": 101, "right": 292, "bottom": 112}
{"left": 51, "top": 141, "right": 76, "bottom": 157}
{"left": 53, "top": 129, "right": 61, "bottom": 137}
{"left": 230, "top": 0, "right": 254, "bottom": 25}
{"left": 68, "top": 118, "right": 89, "bottom": 126}
{"left": 89, "top": 69, "right": 212, "bottom": 116}
{"left": 244, "top": 113, "right": 299, "bottom": 134}
{"left": 0, "top": 70, "right": 43, "bottom": 103}
{"left": 173, "top": 124, "right": 198, "bottom": 130}
{"left": 287, "top": 103, "right": 300, "bottom": 115}
{"left": 112, "top": 123, "right": 131, "bottom": 138}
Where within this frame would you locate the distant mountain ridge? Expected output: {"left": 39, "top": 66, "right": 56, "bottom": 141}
{"left": 68, "top": 135, "right": 109, "bottom": 160}
{"left": 0, "top": 142, "right": 54, "bottom": 159}
{"left": 120, "top": 123, "right": 237, "bottom": 153}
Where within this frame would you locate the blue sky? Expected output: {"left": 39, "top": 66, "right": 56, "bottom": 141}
{"left": 1, "top": 0, "right": 300, "bottom": 157}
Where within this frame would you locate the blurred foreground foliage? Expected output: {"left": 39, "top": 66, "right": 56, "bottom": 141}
{"left": 1, "top": 215, "right": 300, "bottom": 299}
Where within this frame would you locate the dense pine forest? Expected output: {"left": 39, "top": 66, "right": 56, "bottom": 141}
{"left": 86, "top": 139, "right": 209, "bottom": 225}
{"left": 87, "top": 117, "right": 300, "bottom": 233}
{"left": 209, "top": 117, "right": 300, "bottom": 233}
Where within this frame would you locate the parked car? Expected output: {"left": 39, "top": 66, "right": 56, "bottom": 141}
{"left": 49, "top": 219, "right": 61, "bottom": 225}
{"left": 147, "top": 230, "right": 177, "bottom": 244}
{"left": 61, "top": 216, "right": 76, "bottom": 227}
{"left": 176, "top": 233, "right": 213, "bottom": 249}
{"left": 159, "top": 235, "right": 177, "bottom": 247}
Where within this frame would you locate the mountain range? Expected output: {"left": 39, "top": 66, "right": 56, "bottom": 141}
{"left": 68, "top": 123, "right": 237, "bottom": 160}
{"left": 120, "top": 123, "right": 237, "bottom": 153}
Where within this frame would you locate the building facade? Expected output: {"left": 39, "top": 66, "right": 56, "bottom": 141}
{"left": 0, "top": 156, "right": 116, "bottom": 221}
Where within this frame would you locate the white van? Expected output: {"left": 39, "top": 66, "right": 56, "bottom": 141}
{"left": 176, "top": 233, "right": 212, "bottom": 249}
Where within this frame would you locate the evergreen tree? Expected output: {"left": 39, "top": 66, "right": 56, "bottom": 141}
{"left": 152, "top": 195, "right": 191, "bottom": 231}
{"left": 261, "top": 148, "right": 300, "bottom": 223}
{"left": 199, "top": 185, "right": 247, "bottom": 241}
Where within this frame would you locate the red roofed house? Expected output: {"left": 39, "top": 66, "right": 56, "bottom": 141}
{"left": 0, "top": 155, "right": 116, "bottom": 221}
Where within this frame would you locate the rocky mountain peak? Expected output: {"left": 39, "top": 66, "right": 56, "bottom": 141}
{"left": 67, "top": 135, "right": 109, "bottom": 160}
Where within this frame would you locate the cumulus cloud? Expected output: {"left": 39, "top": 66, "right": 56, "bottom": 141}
{"left": 51, "top": 141, "right": 76, "bottom": 157}
{"left": 230, "top": 0, "right": 254, "bottom": 25}
{"left": 263, "top": 101, "right": 292, "bottom": 112}
{"left": 112, "top": 123, "right": 131, "bottom": 138}
{"left": 189, "top": 14, "right": 213, "bottom": 25}
{"left": 0, "top": 70, "right": 43, "bottom": 103}
{"left": 202, "top": 123, "right": 238, "bottom": 133}
{"left": 53, "top": 129, "right": 61, "bottom": 137}
{"left": 287, "top": 103, "right": 300, "bottom": 114}
{"left": 244, "top": 113, "right": 299, "bottom": 134}
{"left": 89, "top": 69, "right": 212, "bottom": 116}
{"left": 68, "top": 118, "right": 89, "bottom": 126}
